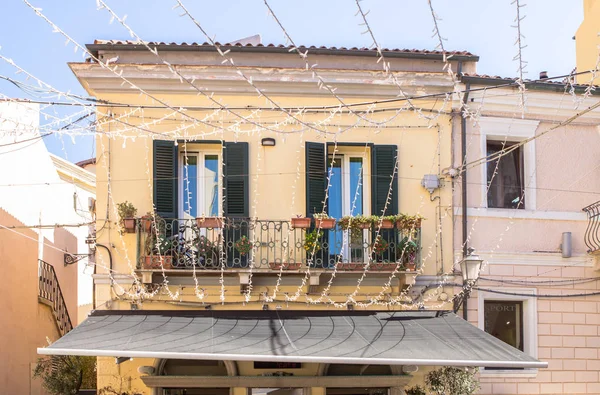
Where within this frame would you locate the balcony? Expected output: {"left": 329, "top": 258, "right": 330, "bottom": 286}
{"left": 583, "top": 200, "right": 600, "bottom": 254}
{"left": 135, "top": 217, "right": 422, "bottom": 275}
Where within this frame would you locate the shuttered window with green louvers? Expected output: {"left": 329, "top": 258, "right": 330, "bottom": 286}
{"left": 153, "top": 140, "right": 178, "bottom": 220}
{"left": 305, "top": 142, "right": 327, "bottom": 216}
{"left": 371, "top": 145, "right": 398, "bottom": 216}
{"left": 223, "top": 142, "right": 249, "bottom": 218}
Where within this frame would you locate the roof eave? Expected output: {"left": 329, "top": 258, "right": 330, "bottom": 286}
{"left": 460, "top": 75, "right": 600, "bottom": 95}
{"left": 85, "top": 43, "right": 479, "bottom": 62}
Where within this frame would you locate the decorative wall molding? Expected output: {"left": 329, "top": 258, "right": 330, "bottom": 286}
{"left": 454, "top": 207, "right": 587, "bottom": 221}
{"left": 453, "top": 250, "right": 593, "bottom": 267}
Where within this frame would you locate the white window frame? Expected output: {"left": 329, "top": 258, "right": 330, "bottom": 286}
{"left": 178, "top": 149, "right": 222, "bottom": 219}
{"left": 477, "top": 287, "right": 538, "bottom": 377}
{"left": 478, "top": 117, "right": 539, "bottom": 211}
{"left": 327, "top": 148, "right": 371, "bottom": 261}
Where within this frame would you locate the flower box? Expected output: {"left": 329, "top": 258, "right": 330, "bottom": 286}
{"left": 371, "top": 263, "right": 398, "bottom": 271}
{"left": 358, "top": 222, "right": 371, "bottom": 229}
{"left": 380, "top": 219, "right": 394, "bottom": 229}
{"left": 196, "top": 217, "right": 223, "bottom": 229}
{"left": 315, "top": 218, "right": 336, "bottom": 229}
{"left": 270, "top": 262, "right": 301, "bottom": 270}
{"left": 291, "top": 217, "right": 311, "bottom": 229}
{"left": 122, "top": 218, "right": 136, "bottom": 233}
{"left": 141, "top": 255, "right": 173, "bottom": 270}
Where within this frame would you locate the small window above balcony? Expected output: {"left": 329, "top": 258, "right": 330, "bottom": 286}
{"left": 486, "top": 141, "right": 525, "bottom": 209}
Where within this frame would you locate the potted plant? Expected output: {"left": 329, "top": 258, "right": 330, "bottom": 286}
{"left": 304, "top": 229, "right": 322, "bottom": 253}
{"left": 372, "top": 235, "right": 389, "bottom": 257}
{"left": 197, "top": 235, "right": 218, "bottom": 268}
{"left": 142, "top": 233, "right": 173, "bottom": 269}
{"left": 291, "top": 214, "right": 311, "bottom": 229}
{"left": 141, "top": 216, "right": 172, "bottom": 269}
{"left": 196, "top": 215, "right": 223, "bottom": 229}
{"left": 380, "top": 215, "right": 396, "bottom": 229}
{"left": 234, "top": 236, "right": 252, "bottom": 256}
{"left": 313, "top": 212, "right": 336, "bottom": 229}
{"left": 397, "top": 236, "right": 418, "bottom": 271}
{"left": 140, "top": 212, "right": 157, "bottom": 233}
{"left": 117, "top": 201, "right": 137, "bottom": 233}
{"left": 396, "top": 213, "right": 425, "bottom": 233}
{"left": 404, "top": 386, "right": 427, "bottom": 395}
{"left": 339, "top": 215, "right": 371, "bottom": 239}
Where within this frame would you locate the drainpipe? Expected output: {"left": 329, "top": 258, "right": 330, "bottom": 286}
{"left": 461, "top": 82, "right": 471, "bottom": 321}
{"left": 95, "top": 244, "right": 112, "bottom": 310}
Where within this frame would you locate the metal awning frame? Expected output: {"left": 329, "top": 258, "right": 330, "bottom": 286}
{"left": 38, "top": 347, "right": 546, "bottom": 369}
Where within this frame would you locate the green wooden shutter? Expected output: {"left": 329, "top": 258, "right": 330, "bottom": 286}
{"left": 223, "top": 142, "right": 249, "bottom": 218}
{"left": 371, "top": 145, "right": 398, "bottom": 216}
{"left": 153, "top": 140, "right": 178, "bottom": 220}
{"left": 305, "top": 142, "right": 326, "bottom": 217}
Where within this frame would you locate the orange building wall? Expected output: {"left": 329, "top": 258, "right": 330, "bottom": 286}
{"left": 0, "top": 208, "right": 78, "bottom": 394}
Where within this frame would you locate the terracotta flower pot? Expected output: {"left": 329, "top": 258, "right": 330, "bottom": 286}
{"left": 196, "top": 217, "right": 223, "bottom": 229}
{"left": 315, "top": 218, "right": 336, "bottom": 229}
{"left": 141, "top": 217, "right": 153, "bottom": 232}
{"left": 380, "top": 219, "right": 394, "bottom": 229}
{"left": 358, "top": 222, "right": 371, "bottom": 229}
{"left": 122, "top": 218, "right": 136, "bottom": 233}
{"left": 291, "top": 217, "right": 311, "bottom": 229}
{"left": 142, "top": 255, "right": 173, "bottom": 269}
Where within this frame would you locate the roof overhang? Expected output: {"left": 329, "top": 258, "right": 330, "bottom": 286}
{"left": 86, "top": 41, "right": 479, "bottom": 62}
{"left": 38, "top": 310, "right": 546, "bottom": 369}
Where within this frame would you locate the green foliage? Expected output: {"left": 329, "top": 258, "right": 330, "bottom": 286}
{"left": 312, "top": 212, "right": 330, "bottom": 219}
{"left": 304, "top": 229, "right": 323, "bottom": 252}
{"left": 98, "top": 386, "right": 142, "bottom": 395}
{"left": 338, "top": 215, "right": 371, "bottom": 238}
{"left": 405, "top": 385, "right": 427, "bottom": 395}
{"left": 143, "top": 212, "right": 170, "bottom": 255}
{"left": 397, "top": 236, "right": 418, "bottom": 263}
{"left": 234, "top": 236, "right": 252, "bottom": 255}
{"left": 425, "top": 367, "right": 480, "bottom": 395}
{"left": 372, "top": 235, "right": 389, "bottom": 255}
{"left": 33, "top": 355, "right": 96, "bottom": 394}
{"left": 116, "top": 201, "right": 137, "bottom": 220}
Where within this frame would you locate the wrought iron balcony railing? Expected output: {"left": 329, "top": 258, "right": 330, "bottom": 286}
{"left": 583, "top": 200, "right": 600, "bottom": 254}
{"left": 136, "top": 218, "right": 422, "bottom": 272}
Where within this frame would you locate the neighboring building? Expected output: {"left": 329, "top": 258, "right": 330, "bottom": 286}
{"left": 575, "top": 0, "right": 600, "bottom": 85}
{"left": 40, "top": 40, "right": 544, "bottom": 394}
{"left": 454, "top": 73, "right": 600, "bottom": 395}
{"left": 77, "top": 157, "right": 97, "bottom": 175}
{"left": 51, "top": 153, "right": 97, "bottom": 323}
{"left": 0, "top": 101, "right": 96, "bottom": 393}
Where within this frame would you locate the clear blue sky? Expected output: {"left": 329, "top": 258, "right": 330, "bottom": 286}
{"left": 0, "top": 0, "right": 583, "bottom": 163}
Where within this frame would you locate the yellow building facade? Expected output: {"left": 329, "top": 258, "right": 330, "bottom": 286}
{"left": 40, "top": 41, "right": 544, "bottom": 394}
{"left": 576, "top": 0, "right": 600, "bottom": 84}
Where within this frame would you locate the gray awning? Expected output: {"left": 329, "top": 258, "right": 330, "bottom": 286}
{"left": 38, "top": 310, "right": 546, "bottom": 369}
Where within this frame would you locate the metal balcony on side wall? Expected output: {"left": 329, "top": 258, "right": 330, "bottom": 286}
{"left": 135, "top": 217, "right": 422, "bottom": 272}
{"left": 583, "top": 200, "right": 600, "bottom": 254}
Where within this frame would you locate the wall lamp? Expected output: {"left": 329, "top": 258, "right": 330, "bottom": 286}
{"left": 261, "top": 138, "right": 276, "bottom": 147}
{"left": 454, "top": 248, "right": 483, "bottom": 318}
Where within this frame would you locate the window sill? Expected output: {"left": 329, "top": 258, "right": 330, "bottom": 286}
{"left": 479, "top": 368, "right": 538, "bottom": 378}
{"left": 454, "top": 207, "right": 587, "bottom": 221}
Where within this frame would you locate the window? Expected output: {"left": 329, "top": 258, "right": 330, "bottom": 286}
{"left": 486, "top": 141, "right": 525, "bottom": 209}
{"left": 328, "top": 153, "right": 367, "bottom": 262}
{"left": 484, "top": 301, "right": 524, "bottom": 351}
{"left": 179, "top": 151, "right": 220, "bottom": 218}
{"left": 478, "top": 288, "right": 537, "bottom": 376}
